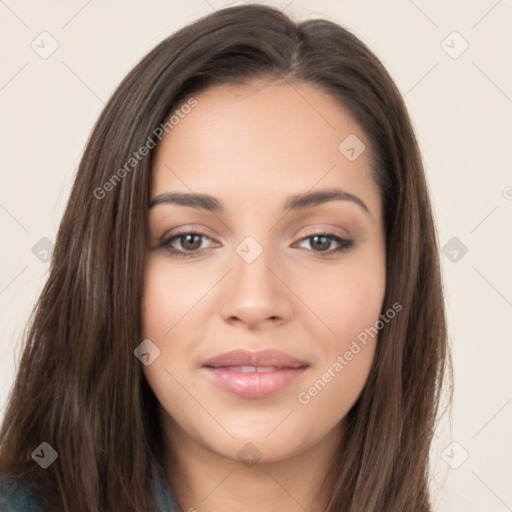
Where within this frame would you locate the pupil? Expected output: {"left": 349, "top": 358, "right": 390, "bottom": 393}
{"left": 312, "top": 235, "right": 330, "bottom": 251}
{"left": 183, "top": 234, "right": 201, "bottom": 250}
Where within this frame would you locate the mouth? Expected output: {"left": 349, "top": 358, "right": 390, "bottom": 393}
{"left": 202, "top": 349, "right": 310, "bottom": 399}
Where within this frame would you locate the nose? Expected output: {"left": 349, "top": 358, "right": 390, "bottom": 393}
{"left": 220, "top": 241, "right": 293, "bottom": 330}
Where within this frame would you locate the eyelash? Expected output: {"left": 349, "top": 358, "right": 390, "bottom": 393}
{"left": 160, "top": 229, "right": 354, "bottom": 259}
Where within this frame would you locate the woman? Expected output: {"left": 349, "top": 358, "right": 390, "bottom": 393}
{"left": 0, "top": 4, "right": 451, "bottom": 511}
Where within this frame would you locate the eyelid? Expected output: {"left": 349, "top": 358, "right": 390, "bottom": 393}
{"left": 292, "top": 222, "right": 351, "bottom": 239}
{"left": 159, "top": 225, "right": 218, "bottom": 244}
{"left": 291, "top": 231, "right": 353, "bottom": 254}
{"left": 160, "top": 228, "right": 219, "bottom": 251}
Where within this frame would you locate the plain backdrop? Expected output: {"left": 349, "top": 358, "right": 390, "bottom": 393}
{"left": 1, "top": 1, "right": 511, "bottom": 511}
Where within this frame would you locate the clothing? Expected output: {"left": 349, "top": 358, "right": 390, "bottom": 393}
{"left": 0, "top": 463, "right": 181, "bottom": 511}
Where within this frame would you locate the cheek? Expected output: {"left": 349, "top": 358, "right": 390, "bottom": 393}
{"left": 140, "top": 256, "right": 212, "bottom": 413}
{"left": 140, "top": 262, "right": 194, "bottom": 426}
{"left": 141, "top": 255, "right": 212, "bottom": 339}
{"left": 295, "top": 279, "right": 383, "bottom": 422}
{"left": 141, "top": 277, "right": 175, "bottom": 340}
{"left": 292, "top": 249, "right": 385, "bottom": 411}
{"left": 292, "top": 252, "right": 386, "bottom": 345}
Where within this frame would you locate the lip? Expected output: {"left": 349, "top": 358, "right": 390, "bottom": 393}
{"left": 202, "top": 349, "right": 310, "bottom": 399}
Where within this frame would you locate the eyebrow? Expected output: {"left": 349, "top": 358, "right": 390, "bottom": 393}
{"left": 149, "top": 187, "right": 370, "bottom": 216}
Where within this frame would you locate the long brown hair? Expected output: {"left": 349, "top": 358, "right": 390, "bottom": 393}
{"left": 0, "top": 4, "right": 452, "bottom": 511}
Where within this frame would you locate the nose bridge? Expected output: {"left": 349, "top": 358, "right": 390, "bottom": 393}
{"left": 232, "top": 233, "right": 279, "bottom": 296}
{"left": 220, "top": 233, "right": 291, "bottom": 325}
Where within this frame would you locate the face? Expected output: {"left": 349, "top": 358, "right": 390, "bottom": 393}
{"left": 142, "top": 80, "right": 386, "bottom": 466}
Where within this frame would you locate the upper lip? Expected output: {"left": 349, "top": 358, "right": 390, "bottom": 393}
{"left": 202, "top": 349, "right": 309, "bottom": 369}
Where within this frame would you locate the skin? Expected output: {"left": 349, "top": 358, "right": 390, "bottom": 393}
{"left": 142, "top": 79, "right": 386, "bottom": 512}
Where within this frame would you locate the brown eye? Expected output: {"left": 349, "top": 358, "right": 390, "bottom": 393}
{"left": 161, "top": 231, "right": 216, "bottom": 258}
{"left": 177, "top": 233, "right": 203, "bottom": 251}
{"left": 295, "top": 233, "right": 354, "bottom": 255}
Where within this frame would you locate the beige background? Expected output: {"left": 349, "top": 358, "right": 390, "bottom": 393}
{"left": 1, "top": 1, "right": 511, "bottom": 510}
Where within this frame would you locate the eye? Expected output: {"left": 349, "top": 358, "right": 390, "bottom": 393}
{"left": 294, "top": 233, "right": 354, "bottom": 255}
{"left": 160, "top": 230, "right": 217, "bottom": 258}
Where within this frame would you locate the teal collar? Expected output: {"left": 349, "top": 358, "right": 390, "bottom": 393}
{"left": 0, "top": 467, "right": 180, "bottom": 511}
{"left": 151, "top": 463, "right": 181, "bottom": 511}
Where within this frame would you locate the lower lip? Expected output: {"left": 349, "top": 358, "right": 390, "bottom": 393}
{"left": 203, "top": 367, "right": 308, "bottom": 399}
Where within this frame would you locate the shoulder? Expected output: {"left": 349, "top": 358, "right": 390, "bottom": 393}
{"left": 0, "top": 474, "right": 45, "bottom": 511}
{"left": 0, "top": 468, "right": 177, "bottom": 512}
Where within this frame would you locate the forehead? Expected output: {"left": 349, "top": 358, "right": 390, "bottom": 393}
{"left": 151, "top": 80, "right": 381, "bottom": 221}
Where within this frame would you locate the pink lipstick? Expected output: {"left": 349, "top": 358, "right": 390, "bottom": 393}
{"left": 202, "top": 349, "right": 309, "bottom": 398}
